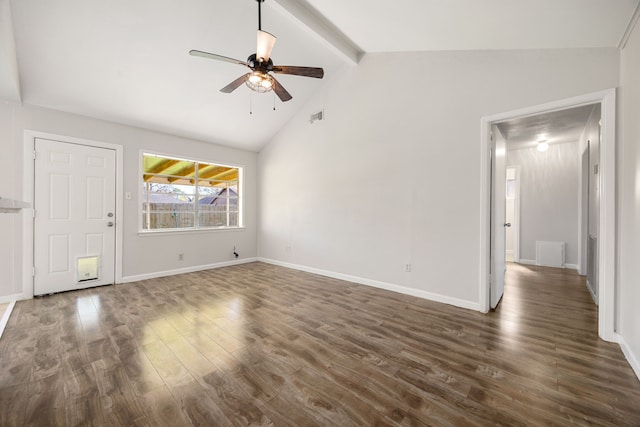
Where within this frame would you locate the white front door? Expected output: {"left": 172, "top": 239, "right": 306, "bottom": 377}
{"left": 34, "top": 138, "right": 116, "bottom": 295}
{"left": 491, "top": 125, "right": 507, "bottom": 309}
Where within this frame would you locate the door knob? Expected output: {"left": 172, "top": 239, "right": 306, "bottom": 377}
{"left": 107, "top": 222, "right": 114, "bottom": 227}
{"left": 504, "top": 222, "right": 511, "bottom": 227}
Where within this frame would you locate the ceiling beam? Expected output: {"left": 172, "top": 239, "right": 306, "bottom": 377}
{"left": 271, "top": 0, "right": 362, "bottom": 65}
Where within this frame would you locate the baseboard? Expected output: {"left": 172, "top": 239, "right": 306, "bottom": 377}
{"left": 0, "top": 300, "right": 16, "bottom": 339}
{"left": 121, "top": 257, "right": 259, "bottom": 284}
{"left": 0, "top": 293, "right": 27, "bottom": 304}
{"left": 586, "top": 279, "right": 598, "bottom": 305}
{"left": 258, "top": 258, "right": 481, "bottom": 312}
{"left": 619, "top": 334, "right": 640, "bottom": 382}
{"left": 519, "top": 259, "right": 578, "bottom": 271}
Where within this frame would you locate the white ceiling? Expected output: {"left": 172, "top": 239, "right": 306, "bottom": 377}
{"left": 304, "top": 0, "right": 640, "bottom": 52}
{"left": 496, "top": 104, "right": 597, "bottom": 150}
{"left": 1, "top": 0, "right": 639, "bottom": 151}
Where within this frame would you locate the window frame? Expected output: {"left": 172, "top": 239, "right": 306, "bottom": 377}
{"left": 138, "top": 150, "right": 244, "bottom": 233}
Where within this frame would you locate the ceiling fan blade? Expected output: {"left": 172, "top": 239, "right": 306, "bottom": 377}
{"left": 256, "top": 30, "right": 276, "bottom": 63}
{"left": 189, "top": 50, "right": 248, "bottom": 67}
{"left": 272, "top": 66, "right": 324, "bottom": 79}
{"left": 220, "top": 74, "right": 250, "bottom": 93}
{"left": 272, "top": 76, "right": 292, "bottom": 102}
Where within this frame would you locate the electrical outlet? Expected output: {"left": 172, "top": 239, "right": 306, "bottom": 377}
{"left": 405, "top": 263, "right": 412, "bottom": 272}
{"left": 178, "top": 253, "right": 184, "bottom": 261}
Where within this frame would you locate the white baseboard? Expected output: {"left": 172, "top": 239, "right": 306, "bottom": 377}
{"left": 258, "top": 258, "right": 481, "bottom": 312}
{"left": 619, "top": 334, "right": 640, "bottom": 382}
{"left": 0, "top": 293, "right": 27, "bottom": 304}
{"left": 586, "top": 279, "right": 598, "bottom": 305}
{"left": 518, "top": 259, "right": 578, "bottom": 271}
{"left": 121, "top": 257, "right": 259, "bottom": 284}
{"left": 0, "top": 300, "right": 16, "bottom": 339}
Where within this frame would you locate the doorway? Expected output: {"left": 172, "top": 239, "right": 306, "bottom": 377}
{"left": 23, "top": 131, "right": 124, "bottom": 298}
{"left": 480, "top": 89, "right": 617, "bottom": 342}
{"left": 505, "top": 167, "right": 520, "bottom": 263}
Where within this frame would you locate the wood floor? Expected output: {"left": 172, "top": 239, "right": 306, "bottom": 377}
{"left": 1, "top": 262, "right": 639, "bottom": 426}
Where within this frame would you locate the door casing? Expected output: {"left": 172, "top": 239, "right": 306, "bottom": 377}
{"left": 480, "top": 89, "right": 617, "bottom": 342}
{"left": 490, "top": 124, "right": 507, "bottom": 309}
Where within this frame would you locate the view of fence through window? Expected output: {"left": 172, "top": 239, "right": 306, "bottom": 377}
{"left": 141, "top": 153, "right": 241, "bottom": 230}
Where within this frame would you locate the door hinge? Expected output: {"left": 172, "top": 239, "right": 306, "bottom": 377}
{"left": 33, "top": 150, "right": 37, "bottom": 160}
{"left": 32, "top": 209, "right": 36, "bottom": 219}
{"left": 32, "top": 267, "right": 36, "bottom": 277}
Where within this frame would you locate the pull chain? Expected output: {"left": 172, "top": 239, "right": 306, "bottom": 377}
{"left": 273, "top": 92, "right": 276, "bottom": 111}
{"left": 249, "top": 92, "right": 253, "bottom": 115}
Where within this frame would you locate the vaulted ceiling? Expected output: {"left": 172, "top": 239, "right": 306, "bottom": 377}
{"left": 1, "top": 0, "right": 639, "bottom": 151}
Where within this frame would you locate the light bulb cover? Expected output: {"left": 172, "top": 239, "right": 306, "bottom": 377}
{"left": 245, "top": 71, "right": 275, "bottom": 93}
{"left": 537, "top": 142, "right": 549, "bottom": 152}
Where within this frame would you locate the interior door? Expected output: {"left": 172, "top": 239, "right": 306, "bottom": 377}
{"left": 491, "top": 125, "right": 507, "bottom": 308}
{"left": 34, "top": 138, "right": 116, "bottom": 295}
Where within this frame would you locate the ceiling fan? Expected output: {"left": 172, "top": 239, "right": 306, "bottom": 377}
{"left": 189, "top": 0, "right": 324, "bottom": 102}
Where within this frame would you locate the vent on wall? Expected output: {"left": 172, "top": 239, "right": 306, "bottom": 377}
{"left": 536, "top": 241, "right": 565, "bottom": 268}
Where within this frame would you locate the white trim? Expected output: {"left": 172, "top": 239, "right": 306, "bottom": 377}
{"left": 0, "top": 300, "right": 16, "bottom": 339}
{"left": 480, "top": 89, "right": 617, "bottom": 342}
{"left": 259, "top": 258, "right": 481, "bottom": 312}
{"left": 0, "top": 293, "right": 26, "bottom": 304}
{"left": 598, "top": 90, "right": 617, "bottom": 342}
{"left": 22, "top": 130, "right": 124, "bottom": 299}
{"left": 586, "top": 278, "right": 598, "bottom": 304}
{"left": 138, "top": 149, "right": 246, "bottom": 232}
{"left": 619, "top": 334, "right": 640, "bottom": 381}
{"left": 578, "top": 145, "right": 590, "bottom": 277}
{"left": 513, "top": 259, "right": 579, "bottom": 272}
{"left": 121, "top": 257, "right": 258, "bottom": 283}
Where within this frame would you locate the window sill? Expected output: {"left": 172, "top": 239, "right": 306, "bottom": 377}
{"left": 138, "top": 227, "right": 246, "bottom": 236}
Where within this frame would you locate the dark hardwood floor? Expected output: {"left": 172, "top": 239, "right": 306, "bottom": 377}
{"left": 1, "top": 261, "right": 639, "bottom": 426}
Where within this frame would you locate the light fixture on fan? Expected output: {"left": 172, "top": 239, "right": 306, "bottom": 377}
{"left": 536, "top": 139, "right": 549, "bottom": 152}
{"left": 245, "top": 70, "right": 274, "bottom": 92}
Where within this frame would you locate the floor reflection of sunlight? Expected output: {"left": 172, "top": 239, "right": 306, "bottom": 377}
{"left": 76, "top": 295, "right": 100, "bottom": 331}
{"left": 499, "top": 266, "right": 522, "bottom": 338}
{"left": 142, "top": 296, "right": 246, "bottom": 371}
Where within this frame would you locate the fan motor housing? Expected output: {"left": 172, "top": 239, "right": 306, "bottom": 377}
{"left": 247, "top": 54, "right": 274, "bottom": 71}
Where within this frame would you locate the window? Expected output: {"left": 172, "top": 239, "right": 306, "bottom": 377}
{"left": 141, "top": 153, "right": 241, "bottom": 231}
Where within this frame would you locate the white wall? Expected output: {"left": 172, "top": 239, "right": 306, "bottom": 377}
{"left": 618, "top": 19, "right": 640, "bottom": 377}
{"left": 0, "top": 101, "right": 21, "bottom": 297}
{"left": 0, "top": 103, "right": 257, "bottom": 300}
{"left": 258, "top": 48, "right": 619, "bottom": 308}
{"left": 506, "top": 142, "right": 580, "bottom": 266}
